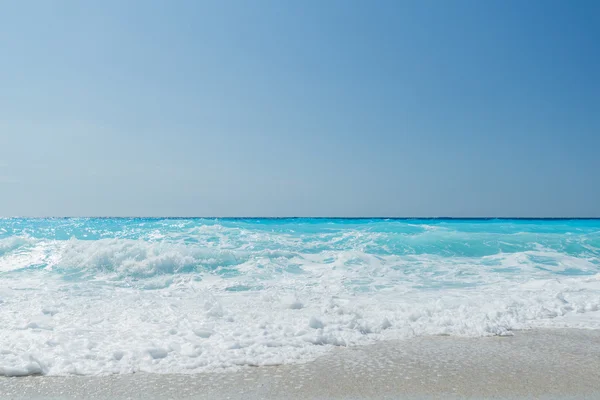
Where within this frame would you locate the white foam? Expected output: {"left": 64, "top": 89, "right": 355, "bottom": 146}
{"left": 1, "top": 235, "right": 600, "bottom": 376}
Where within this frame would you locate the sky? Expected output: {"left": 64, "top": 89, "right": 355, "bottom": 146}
{"left": 1, "top": 0, "right": 599, "bottom": 217}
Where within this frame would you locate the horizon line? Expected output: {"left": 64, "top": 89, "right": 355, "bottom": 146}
{"left": 2, "top": 216, "right": 600, "bottom": 220}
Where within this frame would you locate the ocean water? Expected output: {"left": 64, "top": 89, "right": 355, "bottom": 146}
{"left": 1, "top": 218, "right": 599, "bottom": 376}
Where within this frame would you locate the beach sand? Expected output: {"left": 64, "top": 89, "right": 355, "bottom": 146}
{"left": 2, "top": 329, "right": 599, "bottom": 399}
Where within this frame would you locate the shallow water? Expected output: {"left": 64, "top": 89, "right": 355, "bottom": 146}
{"left": 3, "top": 329, "right": 600, "bottom": 399}
{"left": 1, "top": 218, "right": 599, "bottom": 375}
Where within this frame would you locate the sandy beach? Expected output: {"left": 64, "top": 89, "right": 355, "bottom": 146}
{"left": 2, "top": 328, "right": 599, "bottom": 399}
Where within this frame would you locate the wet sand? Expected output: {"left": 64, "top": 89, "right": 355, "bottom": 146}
{"left": 2, "top": 329, "right": 600, "bottom": 399}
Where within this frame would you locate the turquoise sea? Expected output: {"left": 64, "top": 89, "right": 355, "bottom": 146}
{"left": 1, "top": 218, "right": 599, "bottom": 376}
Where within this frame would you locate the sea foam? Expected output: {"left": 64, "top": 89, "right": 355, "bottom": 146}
{"left": 0, "top": 218, "right": 599, "bottom": 375}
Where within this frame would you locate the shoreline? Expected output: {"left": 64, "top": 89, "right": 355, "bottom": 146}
{"left": 2, "top": 328, "right": 600, "bottom": 399}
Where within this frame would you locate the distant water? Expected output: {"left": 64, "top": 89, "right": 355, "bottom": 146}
{"left": 1, "top": 218, "right": 599, "bottom": 376}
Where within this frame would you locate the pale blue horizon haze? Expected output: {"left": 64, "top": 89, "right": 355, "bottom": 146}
{"left": 1, "top": 0, "right": 599, "bottom": 217}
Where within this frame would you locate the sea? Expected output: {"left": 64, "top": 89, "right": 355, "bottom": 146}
{"left": 1, "top": 218, "right": 599, "bottom": 376}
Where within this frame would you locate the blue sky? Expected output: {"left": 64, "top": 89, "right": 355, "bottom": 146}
{"left": 1, "top": 0, "right": 599, "bottom": 217}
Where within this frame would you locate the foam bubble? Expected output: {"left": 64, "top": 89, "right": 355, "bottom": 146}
{"left": 1, "top": 218, "right": 599, "bottom": 376}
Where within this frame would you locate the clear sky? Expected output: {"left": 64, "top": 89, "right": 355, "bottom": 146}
{"left": 1, "top": 0, "right": 599, "bottom": 217}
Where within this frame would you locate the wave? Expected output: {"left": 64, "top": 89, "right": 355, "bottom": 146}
{"left": 1, "top": 219, "right": 600, "bottom": 376}
{"left": 1, "top": 235, "right": 598, "bottom": 281}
